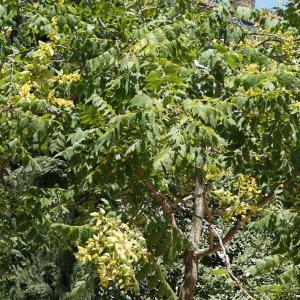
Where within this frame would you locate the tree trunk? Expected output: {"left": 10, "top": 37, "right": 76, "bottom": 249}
{"left": 178, "top": 250, "right": 199, "bottom": 300}
{"left": 178, "top": 178, "right": 205, "bottom": 300}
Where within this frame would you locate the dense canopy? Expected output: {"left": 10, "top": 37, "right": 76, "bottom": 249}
{"left": 0, "top": 0, "right": 299, "bottom": 299}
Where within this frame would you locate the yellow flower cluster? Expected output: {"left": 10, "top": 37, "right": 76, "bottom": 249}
{"left": 16, "top": 17, "right": 81, "bottom": 108}
{"left": 19, "top": 83, "right": 31, "bottom": 97}
{"left": 49, "top": 17, "right": 58, "bottom": 42}
{"left": 245, "top": 63, "right": 260, "bottom": 74}
{"left": 32, "top": 41, "right": 55, "bottom": 63}
{"left": 234, "top": 173, "right": 261, "bottom": 200}
{"left": 2, "top": 26, "right": 12, "bottom": 38}
{"left": 53, "top": 98, "right": 74, "bottom": 107}
{"left": 0, "top": 63, "right": 9, "bottom": 75}
{"left": 244, "top": 37, "right": 254, "bottom": 47}
{"left": 204, "top": 164, "right": 226, "bottom": 181}
{"left": 57, "top": 71, "right": 81, "bottom": 84}
{"left": 210, "top": 173, "right": 261, "bottom": 218}
{"left": 76, "top": 210, "right": 147, "bottom": 290}
{"left": 31, "top": 16, "right": 59, "bottom": 63}
{"left": 245, "top": 88, "right": 260, "bottom": 97}
{"left": 211, "top": 188, "right": 239, "bottom": 207}
{"left": 230, "top": 203, "right": 259, "bottom": 217}
{"left": 282, "top": 34, "right": 296, "bottom": 52}
{"left": 291, "top": 102, "right": 300, "bottom": 109}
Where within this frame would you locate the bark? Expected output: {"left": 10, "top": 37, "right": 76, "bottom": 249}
{"left": 204, "top": 196, "right": 213, "bottom": 248}
{"left": 178, "top": 250, "right": 199, "bottom": 300}
{"left": 189, "top": 178, "right": 205, "bottom": 247}
{"left": 179, "top": 178, "right": 205, "bottom": 300}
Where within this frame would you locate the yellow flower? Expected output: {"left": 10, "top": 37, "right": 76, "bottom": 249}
{"left": 19, "top": 83, "right": 31, "bottom": 97}
{"left": 32, "top": 42, "right": 55, "bottom": 63}
{"left": 246, "top": 63, "right": 259, "bottom": 74}
{"left": 3, "top": 26, "right": 12, "bottom": 37}
{"left": 57, "top": 71, "right": 81, "bottom": 84}
{"left": 53, "top": 98, "right": 75, "bottom": 107}
{"left": 292, "top": 102, "right": 300, "bottom": 108}
{"left": 245, "top": 88, "right": 259, "bottom": 97}
{"left": 0, "top": 63, "right": 10, "bottom": 75}
{"left": 244, "top": 38, "right": 253, "bottom": 46}
{"left": 49, "top": 17, "right": 59, "bottom": 42}
{"left": 76, "top": 212, "right": 147, "bottom": 290}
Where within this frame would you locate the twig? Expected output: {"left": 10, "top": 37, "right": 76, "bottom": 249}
{"left": 56, "top": 44, "right": 72, "bottom": 51}
{"left": 255, "top": 38, "right": 283, "bottom": 48}
{"left": 182, "top": 194, "right": 194, "bottom": 201}
{"left": 128, "top": 202, "right": 147, "bottom": 226}
{"left": 246, "top": 32, "right": 283, "bottom": 38}
{"left": 232, "top": 290, "right": 243, "bottom": 300}
{"left": 210, "top": 207, "right": 232, "bottom": 216}
{"left": 203, "top": 219, "right": 256, "bottom": 300}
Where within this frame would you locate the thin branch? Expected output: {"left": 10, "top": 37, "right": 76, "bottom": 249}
{"left": 182, "top": 194, "right": 194, "bottom": 202}
{"left": 128, "top": 202, "right": 147, "bottom": 226}
{"left": 269, "top": 51, "right": 300, "bottom": 61}
{"left": 196, "top": 213, "right": 248, "bottom": 257}
{"left": 144, "top": 179, "right": 180, "bottom": 231}
{"left": 246, "top": 32, "right": 284, "bottom": 38}
{"left": 255, "top": 38, "right": 283, "bottom": 48}
{"left": 204, "top": 219, "right": 256, "bottom": 300}
{"left": 56, "top": 44, "right": 72, "bottom": 50}
{"left": 210, "top": 207, "right": 232, "bottom": 216}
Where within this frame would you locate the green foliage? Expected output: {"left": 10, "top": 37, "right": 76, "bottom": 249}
{"left": 0, "top": 0, "right": 299, "bottom": 299}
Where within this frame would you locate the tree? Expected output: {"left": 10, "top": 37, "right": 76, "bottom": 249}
{"left": 0, "top": 0, "right": 299, "bottom": 299}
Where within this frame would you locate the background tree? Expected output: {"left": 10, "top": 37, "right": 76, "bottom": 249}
{"left": 232, "top": 0, "right": 255, "bottom": 9}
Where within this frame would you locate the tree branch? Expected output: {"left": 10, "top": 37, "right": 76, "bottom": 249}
{"left": 144, "top": 179, "right": 179, "bottom": 230}
{"left": 210, "top": 207, "right": 232, "bottom": 216}
{"left": 203, "top": 219, "right": 256, "bottom": 300}
{"left": 196, "top": 178, "right": 293, "bottom": 258}
{"left": 255, "top": 38, "right": 283, "bottom": 48}
{"left": 182, "top": 194, "right": 194, "bottom": 202}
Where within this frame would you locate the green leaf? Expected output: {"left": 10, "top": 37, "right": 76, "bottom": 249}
{"left": 148, "top": 274, "right": 159, "bottom": 289}
{"left": 130, "top": 93, "right": 153, "bottom": 109}
{"left": 249, "top": 265, "right": 257, "bottom": 276}
{"left": 136, "top": 264, "right": 152, "bottom": 281}
{"left": 236, "top": 6, "right": 252, "bottom": 20}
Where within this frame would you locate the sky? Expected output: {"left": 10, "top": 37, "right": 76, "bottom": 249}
{"left": 256, "top": 0, "right": 287, "bottom": 8}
